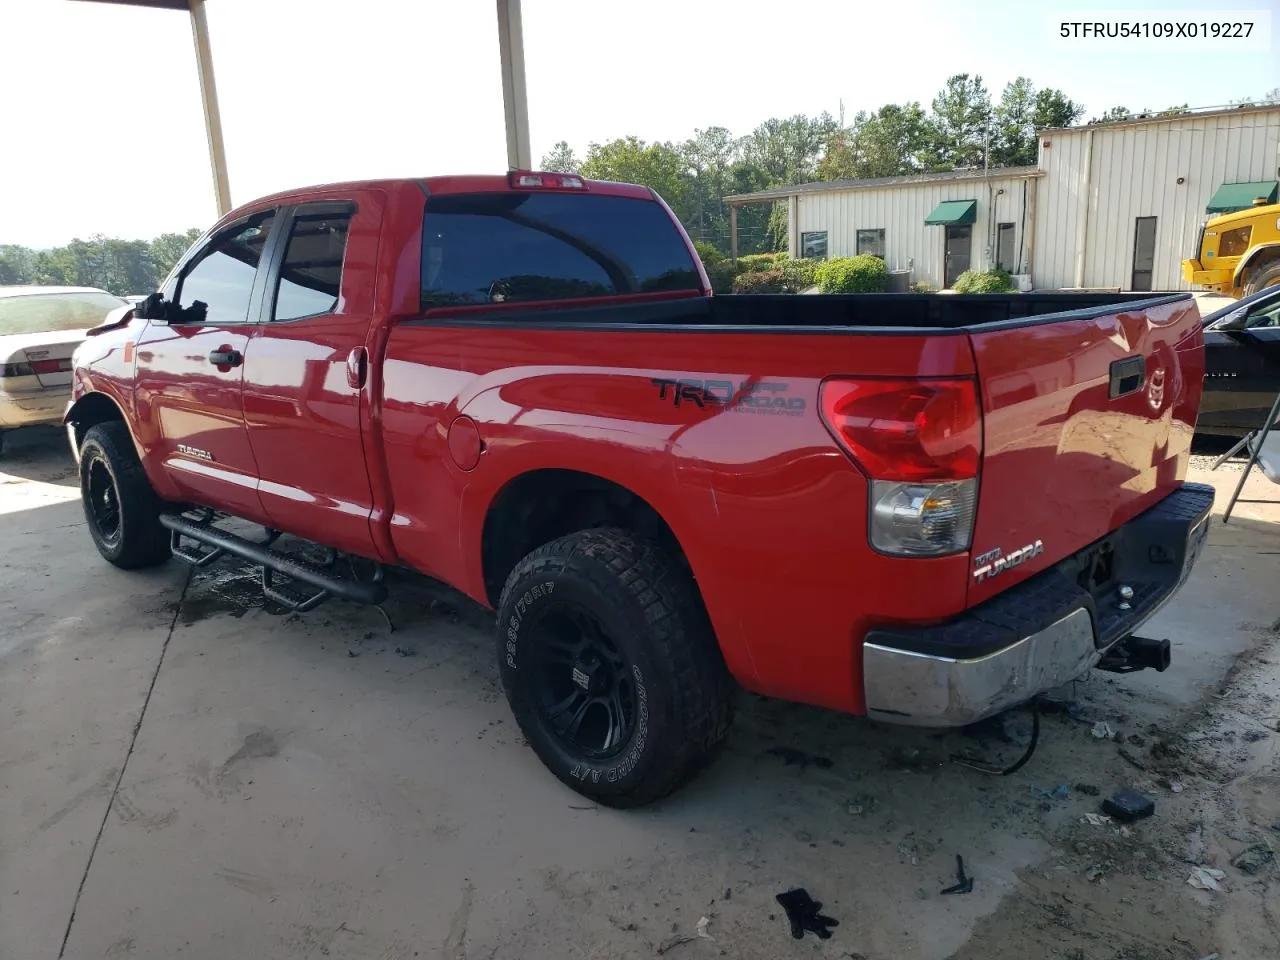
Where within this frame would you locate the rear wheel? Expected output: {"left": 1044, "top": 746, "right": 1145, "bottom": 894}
{"left": 79, "top": 422, "right": 171, "bottom": 569}
{"left": 1243, "top": 259, "right": 1280, "bottom": 297}
{"left": 496, "top": 528, "right": 733, "bottom": 807}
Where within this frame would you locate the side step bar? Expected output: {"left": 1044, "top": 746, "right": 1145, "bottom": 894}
{"left": 160, "top": 513, "right": 388, "bottom": 608}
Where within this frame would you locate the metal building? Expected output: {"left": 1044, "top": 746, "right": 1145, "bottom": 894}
{"left": 727, "top": 103, "right": 1280, "bottom": 292}
{"left": 1034, "top": 104, "right": 1280, "bottom": 291}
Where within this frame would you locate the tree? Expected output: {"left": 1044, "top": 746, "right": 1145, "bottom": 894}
{"left": 989, "top": 77, "right": 1037, "bottom": 167}
{"left": 0, "top": 228, "right": 204, "bottom": 293}
{"left": 990, "top": 79, "right": 1083, "bottom": 167}
{"left": 150, "top": 229, "right": 203, "bottom": 281}
{"left": 923, "top": 74, "right": 992, "bottom": 170}
{"left": 816, "top": 103, "right": 929, "bottom": 180}
{"left": 680, "top": 127, "right": 740, "bottom": 249}
{"left": 741, "top": 113, "right": 838, "bottom": 186}
{"left": 0, "top": 245, "right": 37, "bottom": 285}
{"left": 1032, "top": 88, "right": 1084, "bottom": 131}
{"left": 1090, "top": 105, "right": 1132, "bottom": 124}
{"left": 580, "top": 137, "right": 692, "bottom": 219}
{"left": 538, "top": 140, "right": 580, "bottom": 173}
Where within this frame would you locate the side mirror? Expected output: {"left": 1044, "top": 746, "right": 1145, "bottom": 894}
{"left": 132, "top": 291, "right": 165, "bottom": 320}
{"left": 1212, "top": 306, "right": 1249, "bottom": 331}
{"left": 132, "top": 292, "right": 207, "bottom": 325}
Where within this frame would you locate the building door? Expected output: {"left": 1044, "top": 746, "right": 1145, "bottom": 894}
{"left": 996, "top": 222, "right": 1016, "bottom": 272}
{"left": 944, "top": 225, "right": 971, "bottom": 287}
{"left": 1132, "top": 217, "right": 1157, "bottom": 291}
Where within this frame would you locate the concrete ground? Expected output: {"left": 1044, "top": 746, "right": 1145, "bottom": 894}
{"left": 2, "top": 426, "right": 1278, "bottom": 960}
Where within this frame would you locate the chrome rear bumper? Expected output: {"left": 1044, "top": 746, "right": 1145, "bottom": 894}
{"left": 862, "top": 483, "right": 1214, "bottom": 727}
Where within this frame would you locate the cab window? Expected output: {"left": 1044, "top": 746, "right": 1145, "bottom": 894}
{"left": 175, "top": 212, "right": 276, "bottom": 325}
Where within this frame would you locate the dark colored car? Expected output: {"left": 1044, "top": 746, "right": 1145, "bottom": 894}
{"left": 1199, "top": 287, "right": 1280, "bottom": 437}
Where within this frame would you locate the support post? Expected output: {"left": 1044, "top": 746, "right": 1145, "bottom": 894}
{"left": 729, "top": 203, "right": 739, "bottom": 262}
{"left": 189, "top": 0, "right": 231, "bottom": 217}
{"left": 496, "top": 0, "right": 531, "bottom": 170}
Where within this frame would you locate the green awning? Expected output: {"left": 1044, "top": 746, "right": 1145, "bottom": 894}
{"left": 1205, "top": 180, "right": 1278, "bottom": 214}
{"left": 924, "top": 199, "right": 977, "bottom": 225}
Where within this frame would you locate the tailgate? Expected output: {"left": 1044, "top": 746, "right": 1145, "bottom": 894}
{"left": 966, "top": 295, "right": 1204, "bottom": 606}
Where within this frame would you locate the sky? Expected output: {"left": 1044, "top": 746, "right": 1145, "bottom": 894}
{"left": 2, "top": 0, "right": 1277, "bottom": 248}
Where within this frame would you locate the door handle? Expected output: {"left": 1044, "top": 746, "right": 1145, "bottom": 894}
{"left": 209, "top": 348, "right": 243, "bottom": 367}
{"left": 1109, "top": 355, "right": 1144, "bottom": 398}
{"left": 346, "top": 346, "right": 368, "bottom": 389}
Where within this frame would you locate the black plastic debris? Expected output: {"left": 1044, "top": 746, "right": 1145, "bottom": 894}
{"left": 1101, "top": 789, "right": 1155, "bottom": 823}
{"left": 940, "top": 855, "right": 974, "bottom": 895}
{"left": 1231, "top": 844, "right": 1274, "bottom": 875}
{"left": 1075, "top": 783, "right": 1101, "bottom": 796}
{"left": 766, "top": 746, "right": 834, "bottom": 770}
{"left": 775, "top": 888, "right": 838, "bottom": 940}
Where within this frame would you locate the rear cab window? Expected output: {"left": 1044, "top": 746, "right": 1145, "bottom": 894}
{"left": 420, "top": 191, "right": 701, "bottom": 311}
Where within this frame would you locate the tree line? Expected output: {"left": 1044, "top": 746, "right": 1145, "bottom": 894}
{"left": 543, "top": 77, "right": 1279, "bottom": 255}
{"left": 1, "top": 228, "right": 203, "bottom": 295}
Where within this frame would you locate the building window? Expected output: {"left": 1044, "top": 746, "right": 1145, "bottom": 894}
{"left": 996, "top": 222, "right": 1016, "bottom": 272}
{"left": 800, "top": 231, "right": 828, "bottom": 260}
{"left": 856, "top": 229, "right": 885, "bottom": 259}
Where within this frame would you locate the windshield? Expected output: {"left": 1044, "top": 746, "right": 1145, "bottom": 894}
{"left": 0, "top": 291, "right": 127, "bottom": 336}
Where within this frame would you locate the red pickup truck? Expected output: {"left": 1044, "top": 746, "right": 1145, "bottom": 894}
{"left": 67, "top": 172, "right": 1213, "bottom": 806}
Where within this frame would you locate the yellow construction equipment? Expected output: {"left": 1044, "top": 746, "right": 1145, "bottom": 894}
{"left": 1183, "top": 194, "right": 1280, "bottom": 299}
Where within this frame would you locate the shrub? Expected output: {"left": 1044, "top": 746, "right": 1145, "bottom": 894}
{"left": 732, "top": 269, "right": 787, "bottom": 294}
{"left": 815, "top": 255, "right": 889, "bottom": 293}
{"left": 909, "top": 280, "right": 937, "bottom": 293}
{"left": 779, "top": 257, "right": 820, "bottom": 291}
{"left": 693, "top": 239, "right": 725, "bottom": 264}
{"left": 705, "top": 260, "right": 739, "bottom": 294}
{"left": 952, "top": 268, "right": 1014, "bottom": 293}
{"left": 737, "top": 251, "right": 788, "bottom": 273}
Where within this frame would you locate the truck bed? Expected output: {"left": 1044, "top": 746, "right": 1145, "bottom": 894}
{"left": 429, "top": 292, "right": 1192, "bottom": 332}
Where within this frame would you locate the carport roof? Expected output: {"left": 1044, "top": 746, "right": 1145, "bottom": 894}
{"left": 69, "top": 0, "right": 190, "bottom": 8}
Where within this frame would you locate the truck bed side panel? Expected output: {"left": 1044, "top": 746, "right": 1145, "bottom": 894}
{"left": 379, "top": 321, "right": 976, "bottom": 713}
{"left": 966, "top": 297, "right": 1204, "bottom": 606}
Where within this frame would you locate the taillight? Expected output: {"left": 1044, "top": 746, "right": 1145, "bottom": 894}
{"left": 1, "top": 362, "right": 35, "bottom": 378}
{"left": 819, "top": 378, "right": 982, "bottom": 556}
{"left": 508, "top": 171, "right": 587, "bottom": 190}
{"left": 29, "top": 359, "right": 72, "bottom": 375}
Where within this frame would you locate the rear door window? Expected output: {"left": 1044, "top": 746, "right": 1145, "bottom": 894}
{"left": 421, "top": 192, "right": 700, "bottom": 309}
{"left": 272, "top": 204, "right": 353, "bottom": 321}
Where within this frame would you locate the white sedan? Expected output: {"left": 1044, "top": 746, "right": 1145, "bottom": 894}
{"left": 0, "top": 286, "right": 129, "bottom": 455}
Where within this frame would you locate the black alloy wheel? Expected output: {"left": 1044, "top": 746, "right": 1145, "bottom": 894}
{"left": 528, "top": 605, "right": 637, "bottom": 759}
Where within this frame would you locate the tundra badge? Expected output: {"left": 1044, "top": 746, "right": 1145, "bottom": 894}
{"left": 972, "top": 540, "right": 1044, "bottom": 584}
{"left": 176, "top": 444, "right": 214, "bottom": 462}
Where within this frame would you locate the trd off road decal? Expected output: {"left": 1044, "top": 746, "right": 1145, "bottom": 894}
{"left": 651, "top": 378, "right": 805, "bottom": 416}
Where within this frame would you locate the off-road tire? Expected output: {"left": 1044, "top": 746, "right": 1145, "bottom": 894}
{"left": 1243, "top": 259, "right": 1280, "bottom": 297}
{"left": 496, "top": 528, "right": 733, "bottom": 807}
{"left": 79, "top": 422, "right": 171, "bottom": 569}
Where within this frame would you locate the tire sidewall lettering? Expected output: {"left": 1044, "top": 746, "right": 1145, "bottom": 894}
{"left": 503, "top": 574, "right": 655, "bottom": 789}
{"left": 504, "top": 580, "right": 554, "bottom": 670}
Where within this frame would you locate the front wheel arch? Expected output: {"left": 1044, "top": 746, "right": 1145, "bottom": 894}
{"left": 65, "top": 391, "right": 128, "bottom": 454}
